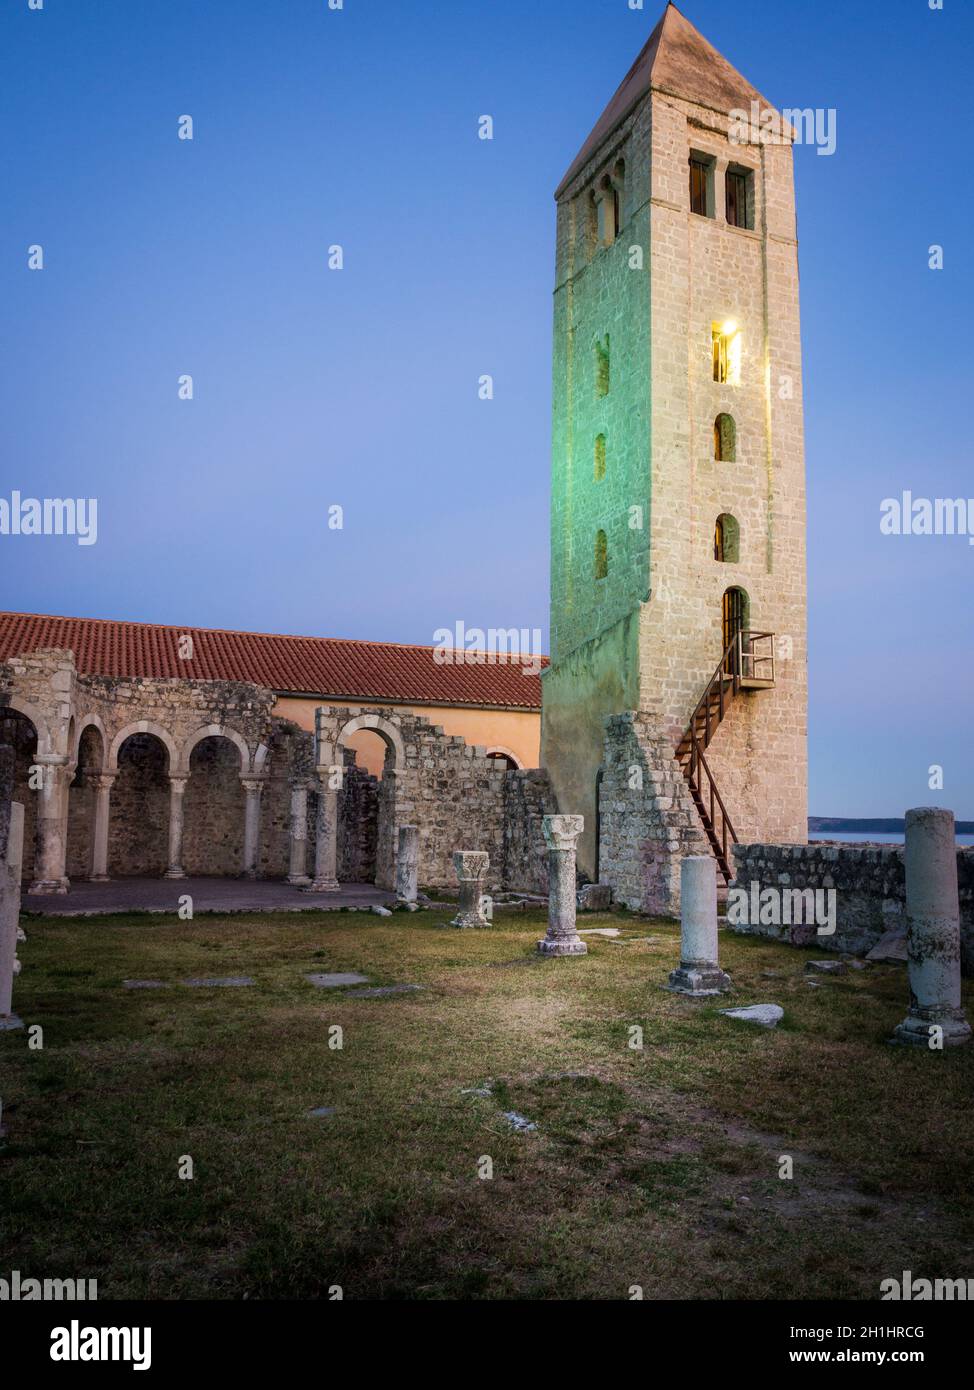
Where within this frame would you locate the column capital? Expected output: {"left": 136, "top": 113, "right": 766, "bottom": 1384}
{"left": 93, "top": 773, "right": 116, "bottom": 791}
{"left": 543, "top": 814, "right": 584, "bottom": 852}
{"left": 240, "top": 776, "right": 266, "bottom": 795}
{"left": 167, "top": 775, "right": 188, "bottom": 794}
{"left": 452, "top": 850, "right": 489, "bottom": 883}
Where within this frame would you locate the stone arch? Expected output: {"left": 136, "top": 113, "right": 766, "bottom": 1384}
{"left": 67, "top": 722, "right": 108, "bottom": 880}
{"left": 178, "top": 723, "right": 250, "bottom": 776}
{"left": 182, "top": 733, "right": 247, "bottom": 876}
{"left": 72, "top": 713, "right": 109, "bottom": 773}
{"left": 5, "top": 697, "right": 53, "bottom": 757}
{"left": 0, "top": 704, "right": 40, "bottom": 882}
{"left": 336, "top": 713, "right": 405, "bottom": 774}
{"left": 485, "top": 746, "right": 523, "bottom": 770}
{"left": 109, "top": 720, "right": 177, "bottom": 774}
{"left": 335, "top": 713, "right": 404, "bottom": 890}
{"left": 109, "top": 729, "right": 172, "bottom": 875}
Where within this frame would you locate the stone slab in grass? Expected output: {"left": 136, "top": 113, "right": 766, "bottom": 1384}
{"left": 866, "top": 931, "right": 908, "bottom": 964}
{"left": 307, "top": 1106, "right": 336, "bottom": 1118}
{"left": 578, "top": 927, "right": 620, "bottom": 937}
{"left": 346, "top": 983, "right": 425, "bottom": 998}
{"left": 720, "top": 1004, "right": 784, "bottom": 1029}
{"left": 182, "top": 977, "right": 255, "bottom": 988}
{"left": 123, "top": 980, "right": 168, "bottom": 990}
{"left": 805, "top": 959, "right": 847, "bottom": 975}
{"left": 305, "top": 972, "right": 370, "bottom": 988}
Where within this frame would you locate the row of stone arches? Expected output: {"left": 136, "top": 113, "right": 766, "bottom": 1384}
{"left": 0, "top": 700, "right": 414, "bottom": 893}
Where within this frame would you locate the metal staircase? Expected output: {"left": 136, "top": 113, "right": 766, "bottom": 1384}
{"left": 675, "top": 631, "right": 776, "bottom": 882}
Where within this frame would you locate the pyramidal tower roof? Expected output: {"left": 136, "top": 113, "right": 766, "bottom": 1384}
{"left": 556, "top": 2, "right": 776, "bottom": 196}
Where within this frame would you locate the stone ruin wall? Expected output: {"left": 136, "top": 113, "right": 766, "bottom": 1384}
{"left": 1, "top": 650, "right": 557, "bottom": 892}
{"left": 502, "top": 770, "right": 558, "bottom": 895}
{"left": 731, "top": 841, "right": 974, "bottom": 977}
{"left": 598, "top": 711, "right": 708, "bottom": 916}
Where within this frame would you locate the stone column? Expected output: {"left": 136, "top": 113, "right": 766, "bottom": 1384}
{"left": 1, "top": 802, "right": 25, "bottom": 1030}
{"left": 395, "top": 825, "right": 419, "bottom": 904}
{"left": 893, "top": 807, "right": 971, "bottom": 1047}
{"left": 286, "top": 783, "right": 311, "bottom": 886}
{"left": 304, "top": 774, "right": 340, "bottom": 892}
{"left": 163, "top": 775, "right": 189, "bottom": 879}
{"left": 89, "top": 773, "right": 115, "bottom": 881}
{"left": 29, "top": 756, "right": 70, "bottom": 894}
{"left": 667, "top": 855, "right": 731, "bottom": 995}
{"left": 537, "top": 815, "right": 587, "bottom": 956}
{"left": 241, "top": 777, "right": 265, "bottom": 880}
{"left": 451, "top": 851, "right": 490, "bottom": 928}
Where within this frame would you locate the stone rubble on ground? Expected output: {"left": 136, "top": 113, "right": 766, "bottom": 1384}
{"left": 502, "top": 1112, "right": 537, "bottom": 1133}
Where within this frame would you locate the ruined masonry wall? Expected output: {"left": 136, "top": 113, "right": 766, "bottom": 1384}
{"left": 732, "top": 842, "right": 974, "bottom": 977}
{"left": 599, "top": 712, "right": 708, "bottom": 916}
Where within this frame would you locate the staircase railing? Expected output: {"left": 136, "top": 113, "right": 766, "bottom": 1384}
{"left": 676, "top": 629, "right": 775, "bottom": 883}
{"left": 686, "top": 735, "right": 737, "bottom": 881}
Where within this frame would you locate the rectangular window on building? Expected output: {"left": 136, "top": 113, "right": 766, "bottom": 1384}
{"left": 689, "top": 154, "right": 714, "bottom": 218}
{"left": 725, "top": 167, "right": 754, "bottom": 230}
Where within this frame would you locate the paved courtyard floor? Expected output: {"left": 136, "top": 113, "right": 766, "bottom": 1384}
{"left": 22, "top": 876, "right": 396, "bottom": 917}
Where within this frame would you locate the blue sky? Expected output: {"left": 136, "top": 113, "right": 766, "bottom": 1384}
{"left": 1, "top": 0, "right": 971, "bottom": 817}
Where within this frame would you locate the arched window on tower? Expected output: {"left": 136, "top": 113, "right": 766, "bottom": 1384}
{"left": 595, "top": 335, "right": 610, "bottom": 397}
{"left": 612, "top": 159, "right": 625, "bottom": 234}
{"left": 714, "top": 514, "right": 740, "bottom": 564}
{"left": 714, "top": 413, "right": 736, "bottom": 462}
{"left": 595, "top": 529, "right": 608, "bottom": 580}
{"left": 594, "top": 433, "right": 607, "bottom": 481}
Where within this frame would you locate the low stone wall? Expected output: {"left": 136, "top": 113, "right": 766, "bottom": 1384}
{"left": 731, "top": 841, "right": 974, "bottom": 976}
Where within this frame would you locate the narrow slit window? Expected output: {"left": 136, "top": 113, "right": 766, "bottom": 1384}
{"left": 594, "top": 434, "right": 607, "bottom": 481}
{"left": 595, "top": 529, "right": 608, "bottom": 580}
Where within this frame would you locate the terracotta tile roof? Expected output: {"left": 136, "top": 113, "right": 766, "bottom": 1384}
{"left": 556, "top": 2, "right": 775, "bottom": 197}
{"left": 0, "top": 611, "right": 546, "bottom": 711}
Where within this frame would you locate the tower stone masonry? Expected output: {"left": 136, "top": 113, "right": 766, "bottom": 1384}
{"left": 541, "top": 3, "right": 808, "bottom": 909}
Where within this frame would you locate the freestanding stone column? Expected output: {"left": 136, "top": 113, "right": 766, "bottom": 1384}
{"left": 286, "top": 783, "right": 311, "bottom": 886}
{"left": 29, "top": 756, "right": 70, "bottom": 894}
{"left": 667, "top": 855, "right": 731, "bottom": 995}
{"left": 305, "top": 774, "right": 340, "bottom": 892}
{"left": 893, "top": 807, "right": 971, "bottom": 1047}
{"left": 537, "top": 815, "right": 587, "bottom": 956}
{"left": 164, "top": 775, "right": 189, "bottom": 879}
{"left": 396, "top": 825, "right": 419, "bottom": 904}
{"left": 451, "top": 851, "right": 490, "bottom": 928}
{"left": 1, "top": 802, "right": 25, "bottom": 1031}
{"left": 241, "top": 777, "right": 265, "bottom": 879}
{"left": 89, "top": 773, "right": 115, "bottom": 881}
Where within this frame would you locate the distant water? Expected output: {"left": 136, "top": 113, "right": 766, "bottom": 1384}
{"left": 808, "top": 831, "right": 974, "bottom": 847}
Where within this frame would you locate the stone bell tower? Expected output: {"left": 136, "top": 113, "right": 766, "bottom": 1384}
{"left": 541, "top": 2, "right": 808, "bottom": 910}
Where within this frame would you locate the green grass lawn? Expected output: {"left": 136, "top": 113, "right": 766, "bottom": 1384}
{"left": 2, "top": 906, "right": 972, "bottom": 1300}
